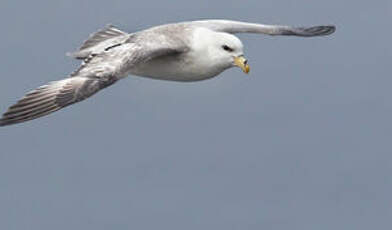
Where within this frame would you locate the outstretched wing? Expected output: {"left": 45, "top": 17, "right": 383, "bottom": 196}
{"left": 0, "top": 43, "right": 129, "bottom": 126}
{"left": 190, "top": 20, "right": 335, "bottom": 37}
{"left": 0, "top": 77, "right": 114, "bottom": 126}
{"left": 0, "top": 35, "right": 189, "bottom": 127}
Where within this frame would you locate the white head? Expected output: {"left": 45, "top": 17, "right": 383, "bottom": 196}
{"left": 209, "top": 32, "right": 250, "bottom": 73}
{"left": 192, "top": 28, "right": 250, "bottom": 76}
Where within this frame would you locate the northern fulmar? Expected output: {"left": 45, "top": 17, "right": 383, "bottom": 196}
{"left": 0, "top": 20, "right": 335, "bottom": 126}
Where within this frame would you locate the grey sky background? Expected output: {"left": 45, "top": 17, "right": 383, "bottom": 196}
{"left": 0, "top": 0, "right": 391, "bottom": 229}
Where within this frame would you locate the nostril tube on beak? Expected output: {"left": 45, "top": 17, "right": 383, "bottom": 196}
{"left": 234, "top": 56, "right": 250, "bottom": 74}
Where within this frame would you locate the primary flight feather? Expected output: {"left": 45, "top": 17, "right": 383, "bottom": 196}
{"left": 0, "top": 20, "right": 335, "bottom": 126}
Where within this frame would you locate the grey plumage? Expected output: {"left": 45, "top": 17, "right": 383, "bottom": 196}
{"left": 68, "top": 25, "right": 129, "bottom": 60}
{"left": 0, "top": 77, "right": 118, "bottom": 126}
{"left": 0, "top": 20, "right": 336, "bottom": 126}
{"left": 79, "top": 25, "right": 126, "bottom": 51}
{"left": 189, "top": 20, "right": 335, "bottom": 36}
{"left": 0, "top": 28, "right": 190, "bottom": 126}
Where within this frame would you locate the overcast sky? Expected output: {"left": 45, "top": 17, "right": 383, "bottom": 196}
{"left": 0, "top": 0, "right": 391, "bottom": 230}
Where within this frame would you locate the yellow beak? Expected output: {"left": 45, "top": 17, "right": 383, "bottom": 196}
{"left": 234, "top": 56, "right": 250, "bottom": 74}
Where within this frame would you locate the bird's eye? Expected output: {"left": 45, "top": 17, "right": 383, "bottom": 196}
{"left": 222, "top": 45, "right": 233, "bottom": 52}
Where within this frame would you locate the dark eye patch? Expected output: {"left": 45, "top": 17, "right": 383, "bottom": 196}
{"left": 222, "top": 45, "right": 234, "bottom": 52}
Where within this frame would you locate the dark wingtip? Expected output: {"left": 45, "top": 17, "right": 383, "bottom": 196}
{"left": 0, "top": 117, "right": 8, "bottom": 127}
{"left": 0, "top": 114, "right": 16, "bottom": 127}
{"left": 301, "top": 25, "right": 336, "bottom": 37}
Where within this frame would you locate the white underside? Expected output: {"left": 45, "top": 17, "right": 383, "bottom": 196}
{"left": 128, "top": 27, "right": 236, "bottom": 82}
{"left": 129, "top": 54, "right": 226, "bottom": 82}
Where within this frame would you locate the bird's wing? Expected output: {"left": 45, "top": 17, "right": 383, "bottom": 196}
{"left": 190, "top": 20, "right": 335, "bottom": 37}
{"left": 68, "top": 24, "right": 129, "bottom": 60}
{"left": 0, "top": 46, "right": 125, "bottom": 126}
{"left": 0, "top": 37, "right": 189, "bottom": 127}
{"left": 0, "top": 77, "right": 110, "bottom": 126}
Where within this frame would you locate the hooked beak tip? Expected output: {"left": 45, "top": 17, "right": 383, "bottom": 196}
{"left": 234, "top": 56, "right": 250, "bottom": 74}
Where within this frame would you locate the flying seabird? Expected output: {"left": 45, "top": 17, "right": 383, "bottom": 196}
{"left": 0, "top": 20, "right": 335, "bottom": 126}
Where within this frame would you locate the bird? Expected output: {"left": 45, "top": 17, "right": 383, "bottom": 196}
{"left": 0, "top": 20, "right": 335, "bottom": 126}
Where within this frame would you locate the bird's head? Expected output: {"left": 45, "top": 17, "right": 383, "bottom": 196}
{"left": 208, "top": 32, "right": 250, "bottom": 74}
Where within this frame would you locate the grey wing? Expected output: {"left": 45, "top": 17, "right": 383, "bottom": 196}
{"left": 68, "top": 24, "right": 129, "bottom": 60}
{"left": 0, "top": 45, "right": 129, "bottom": 126}
{"left": 0, "top": 77, "right": 109, "bottom": 126}
{"left": 190, "top": 20, "right": 335, "bottom": 37}
{"left": 79, "top": 25, "right": 127, "bottom": 51}
{"left": 0, "top": 38, "right": 189, "bottom": 127}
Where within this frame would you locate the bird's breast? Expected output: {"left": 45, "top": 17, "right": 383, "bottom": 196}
{"left": 129, "top": 53, "right": 225, "bottom": 82}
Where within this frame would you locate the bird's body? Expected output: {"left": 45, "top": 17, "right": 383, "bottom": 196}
{"left": 129, "top": 27, "right": 208, "bottom": 81}
{"left": 131, "top": 27, "right": 241, "bottom": 81}
{"left": 0, "top": 20, "right": 335, "bottom": 126}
